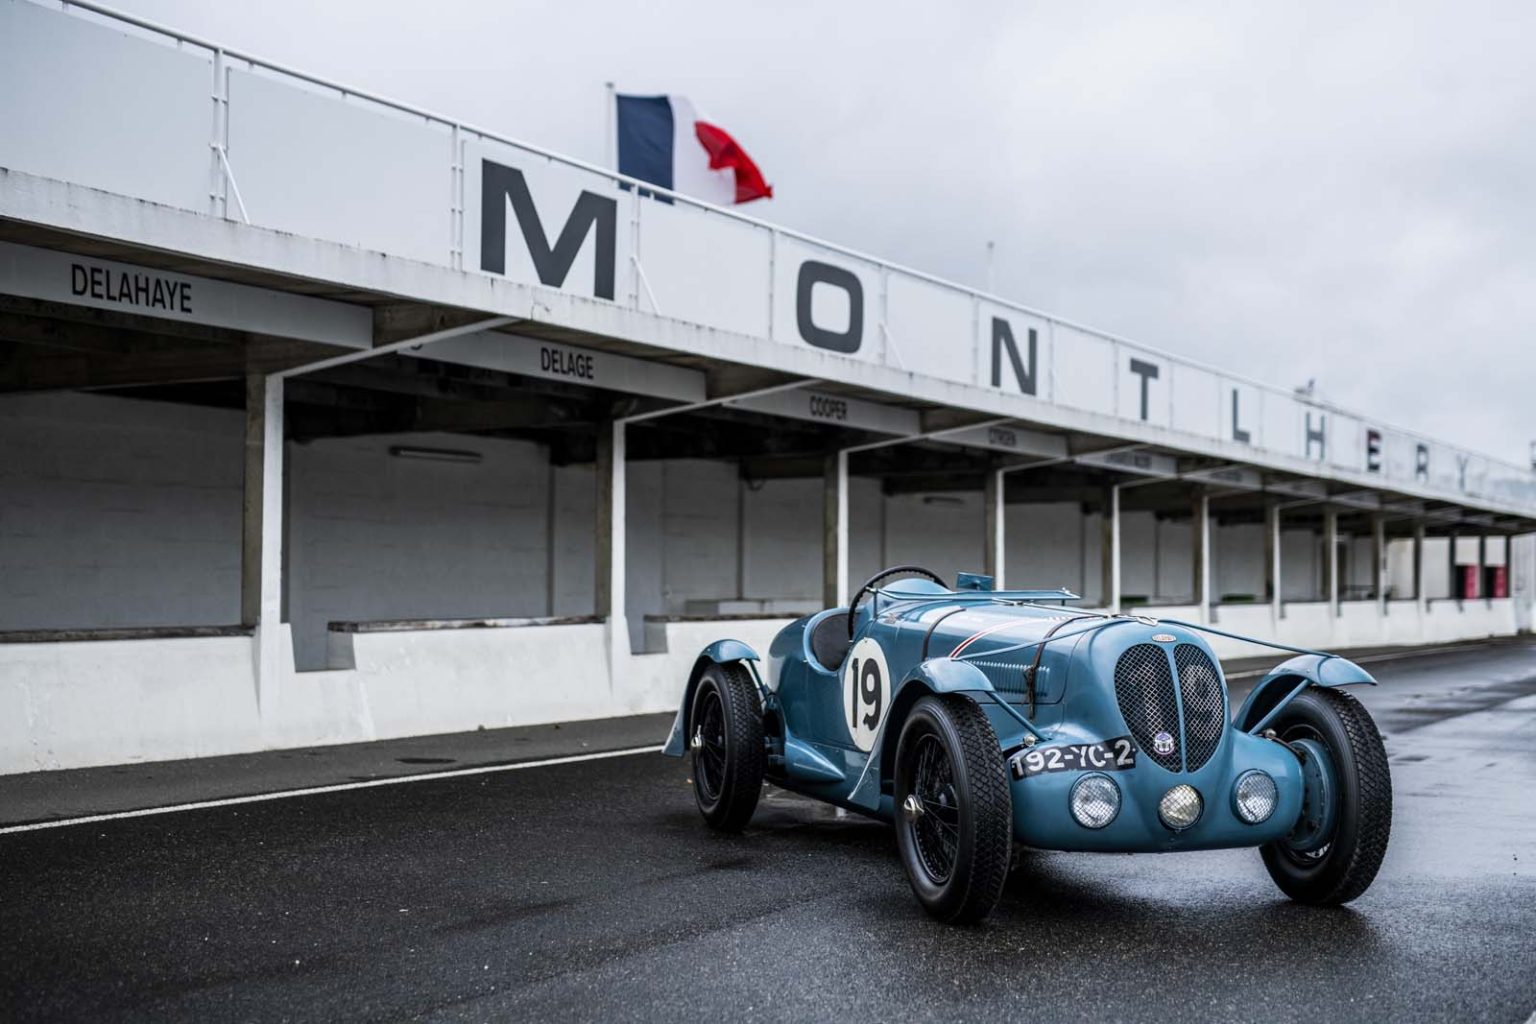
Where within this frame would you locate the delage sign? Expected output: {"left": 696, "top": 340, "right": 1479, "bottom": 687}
{"left": 466, "top": 149, "right": 1527, "bottom": 509}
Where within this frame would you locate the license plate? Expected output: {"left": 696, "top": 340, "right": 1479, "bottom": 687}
{"left": 1010, "top": 736, "right": 1137, "bottom": 779}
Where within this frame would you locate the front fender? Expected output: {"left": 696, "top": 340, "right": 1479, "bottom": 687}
{"left": 661, "top": 640, "right": 761, "bottom": 757}
{"left": 1233, "top": 654, "right": 1377, "bottom": 732}
{"left": 859, "top": 660, "right": 997, "bottom": 802}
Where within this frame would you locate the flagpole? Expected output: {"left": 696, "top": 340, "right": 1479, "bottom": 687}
{"left": 604, "top": 81, "right": 615, "bottom": 171}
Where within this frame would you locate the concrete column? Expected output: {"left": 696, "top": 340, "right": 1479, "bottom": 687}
{"left": 596, "top": 420, "right": 627, "bottom": 665}
{"left": 1101, "top": 485, "right": 1121, "bottom": 612}
{"left": 1324, "top": 507, "right": 1340, "bottom": 617}
{"left": 984, "top": 468, "right": 1005, "bottom": 588}
{"left": 1477, "top": 533, "right": 1489, "bottom": 602}
{"left": 1449, "top": 529, "right": 1461, "bottom": 604}
{"left": 1413, "top": 522, "right": 1427, "bottom": 617}
{"left": 1373, "top": 514, "right": 1387, "bottom": 616}
{"left": 545, "top": 461, "right": 559, "bottom": 615}
{"left": 734, "top": 472, "right": 746, "bottom": 601}
{"left": 241, "top": 374, "right": 266, "bottom": 628}
{"left": 254, "top": 374, "right": 285, "bottom": 709}
{"left": 1191, "top": 489, "right": 1210, "bottom": 622}
{"left": 824, "top": 451, "right": 849, "bottom": 607}
{"left": 1265, "top": 500, "right": 1283, "bottom": 622}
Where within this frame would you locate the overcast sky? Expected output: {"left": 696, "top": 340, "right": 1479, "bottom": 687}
{"left": 115, "top": 0, "right": 1536, "bottom": 465}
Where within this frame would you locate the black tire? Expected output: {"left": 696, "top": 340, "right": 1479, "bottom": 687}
{"left": 893, "top": 694, "right": 1013, "bottom": 924}
{"left": 689, "top": 663, "right": 765, "bottom": 832}
{"left": 1260, "top": 687, "right": 1392, "bottom": 905}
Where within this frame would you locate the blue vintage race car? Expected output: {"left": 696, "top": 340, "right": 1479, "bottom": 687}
{"left": 664, "top": 566, "right": 1392, "bottom": 923}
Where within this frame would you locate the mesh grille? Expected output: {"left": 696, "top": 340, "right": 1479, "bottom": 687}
{"left": 1113, "top": 644, "right": 1182, "bottom": 771}
{"left": 1175, "top": 644, "right": 1226, "bottom": 771}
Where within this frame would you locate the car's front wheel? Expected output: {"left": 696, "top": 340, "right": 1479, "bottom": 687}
{"left": 689, "top": 662, "right": 764, "bottom": 832}
{"left": 1260, "top": 686, "right": 1392, "bottom": 905}
{"left": 893, "top": 694, "right": 1012, "bottom": 924}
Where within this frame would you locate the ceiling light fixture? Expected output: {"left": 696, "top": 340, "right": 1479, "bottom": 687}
{"left": 388, "top": 446, "right": 483, "bottom": 464}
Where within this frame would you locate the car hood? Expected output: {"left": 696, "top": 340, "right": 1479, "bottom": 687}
{"left": 887, "top": 600, "right": 1095, "bottom": 661}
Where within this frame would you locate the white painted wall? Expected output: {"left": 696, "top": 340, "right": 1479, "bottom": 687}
{"left": 550, "top": 463, "right": 596, "bottom": 615}
{"left": 741, "top": 476, "right": 820, "bottom": 601}
{"left": 847, "top": 475, "right": 885, "bottom": 588}
{"left": 1513, "top": 534, "right": 1535, "bottom": 631}
{"left": 1120, "top": 510, "right": 1157, "bottom": 601}
{"left": 1155, "top": 516, "right": 1194, "bottom": 603}
{"left": 3, "top": 591, "right": 1520, "bottom": 773}
{"left": 1424, "top": 537, "right": 1453, "bottom": 598}
{"left": 883, "top": 490, "right": 984, "bottom": 582}
{"left": 1281, "top": 528, "right": 1321, "bottom": 600}
{"left": 4, "top": 393, "right": 1519, "bottom": 648}
{"left": 3, "top": 390, "right": 1529, "bottom": 773}
{"left": 1006, "top": 501, "right": 1089, "bottom": 596}
{"left": 1386, "top": 538, "right": 1414, "bottom": 599}
{"left": 659, "top": 459, "right": 739, "bottom": 610}
{"left": 286, "top": 432, "right": 562, "bottom": 669}
{"left": 0, "top": 616, "right": 780, "bottom": 773}
{"left": 1215, "top": 522, "right": 1265, "bottom": 603}
{"left": 0, "top": 392, "right": 243, "bottom": 630}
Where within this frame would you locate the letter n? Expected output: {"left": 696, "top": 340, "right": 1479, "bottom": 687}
{"left": 990, "top": 318, "right": 1037, "bottom": 395}
{"left": 480, "top": 159, "right": 617, "bottom": 300}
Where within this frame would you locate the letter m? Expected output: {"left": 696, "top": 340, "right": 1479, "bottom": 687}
{"left": 480, "top": 159, "right": 617, "bottom": 300}
{"left": 990, "top": 317, "right": 1037, "bottom": 395}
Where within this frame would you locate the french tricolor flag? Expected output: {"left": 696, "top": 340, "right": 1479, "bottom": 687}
{"left": 615, "top": 94, "right": 773, "bottom": 206}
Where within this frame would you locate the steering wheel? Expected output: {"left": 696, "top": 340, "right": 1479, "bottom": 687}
{"left": 848, "top": 565, "right": 948, "bottom": 639}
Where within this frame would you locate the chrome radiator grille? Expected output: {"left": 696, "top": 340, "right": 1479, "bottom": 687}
{"left": 1113, "top": 644, "right": 1183, "bottom": 771}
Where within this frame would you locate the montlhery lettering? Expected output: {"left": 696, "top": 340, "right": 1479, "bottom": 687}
{"left": 470, "top": 159, "right": 1505, "bottom": 508}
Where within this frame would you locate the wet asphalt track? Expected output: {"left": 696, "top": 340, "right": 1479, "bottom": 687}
{"left": 2, "top": 642, "right": 1534, "bottom": 1023}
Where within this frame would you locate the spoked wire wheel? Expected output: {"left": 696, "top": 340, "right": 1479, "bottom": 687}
{"left": 909, "top": 733, "right": 960, "bottom": 884}
{"left": 692, "top": 686, "right": 727, "bottom": 806}
{"left": 688, "top": 662, "right": 764, "bottom": 832}
{"left": 893, "top": 695, "right": 1012, "bottom": 924}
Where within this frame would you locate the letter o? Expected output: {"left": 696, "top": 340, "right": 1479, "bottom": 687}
{"left": 796, "top": 261, "right": 864, "bottom": 354}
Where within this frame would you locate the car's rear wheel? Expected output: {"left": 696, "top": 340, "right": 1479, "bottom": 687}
{"left": 1260, "top": 687, "right": 1392, "bottom": 905}
{"left": 690, "top": 662, "right": 765, "bottom": 832}
{"left": 893, "top": 694, "right": 1012, "bottom": 924}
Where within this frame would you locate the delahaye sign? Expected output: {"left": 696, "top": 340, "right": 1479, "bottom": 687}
{"left": 467, "top": 149, "right": 1529, "bottom": 508}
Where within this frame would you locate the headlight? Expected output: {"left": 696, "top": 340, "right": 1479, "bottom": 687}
{"left": 1158, "top": 784, "right": 1203, "bottom": 830}
{"left": 1069, "top": 773, "right": 1121, "bottom": 829}
{"left": 1233, "top": 770, "right": 1278, "bottom": 824}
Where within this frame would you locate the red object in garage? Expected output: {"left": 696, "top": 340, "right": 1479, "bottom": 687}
{"left": 1490, "top": 566, "right": 1508, "bottom": 599}
{"left": 1460, "top": 565, "right": 1481, "bottom": 599}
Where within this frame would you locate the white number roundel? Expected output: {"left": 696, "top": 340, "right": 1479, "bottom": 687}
{"left": 842, "top": 637, "right": 891, "bottom": 752}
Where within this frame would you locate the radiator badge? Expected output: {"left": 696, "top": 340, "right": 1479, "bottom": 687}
{"left": 1153, "top": 731, "right": 1177, "bottom": 756}
{"left": 1151, "top": 633, "right": 1176, "bottom": 643}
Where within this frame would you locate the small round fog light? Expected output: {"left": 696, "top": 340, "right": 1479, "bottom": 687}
{"left": 1233, "top": 770, "right": 1278, "bottom": 824}
{"left": 1069, "top": 773, "right": 1121, "bottom": 830}
{"left": 1158, "top": 784, "right": 1203, "bottom": 831}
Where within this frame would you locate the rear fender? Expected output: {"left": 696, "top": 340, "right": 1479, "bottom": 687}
{"left": 661, "top": 640, "right": 761, "bottom": 756}
{"left": 1233, "top": 654, "right": 1377, "bottom": 733}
